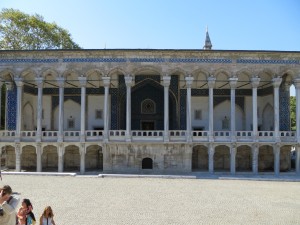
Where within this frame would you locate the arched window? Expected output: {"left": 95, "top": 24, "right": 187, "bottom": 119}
{"left": 141, "top": 99, "right": 156, "bottom": 114}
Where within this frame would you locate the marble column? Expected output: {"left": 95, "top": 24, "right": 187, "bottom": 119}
{"left": 15, "top": 143, "right": 21, "bottom": 172}
{"left": 272, "top": 77, "right": 282, "bottom": 141}
{"left": 0, "top": 82, "right": 2, "bottom": 129}
{"left": 208, "top": 143, "right": 215, "bottom": 174}
{"left": 57, "top": 78, "right": 65, "bottom": 142}
{"left": 35, "top": 77, "right": 44, "bottom": 142}
{"left": 78, "top": 76, "right": 87, "bottom": 142}
{"left": 273, "top": 144, "right": 280, "bottom": 176}
{"left": 36, "top": 143, "right": 42, "bottom": 172}
{"left": 163, "top": 76, "right": 171, "bottom": 142}
{"left": 58, "top": 143, "right": 64, "bottom": 172}
{"left": 229, "top": 77, "right": 238, "bottom": 141}
{"left": 251, "top": 77, "right": 260, "bottom": 140}
{"left": 296, "top": 145, "right": 300, "bottom": 175}
{"left": 125, "top": 75, "right": 133, "bottom": 142}
{"left": 80, "top": 143, "right": 86, "bottom": 174}
{"left": 230, "top": 144, "right": 237, "bottom": 175}
{"left": 102, "top": 76, "right": 111, "bottom": 141}
{"left": 295, "top": 78, "right": 300, "bottom": 175}
{"left": 252, "top": 144, "right": 259, "bottom": 174}
{"left": 14, "top": 78, "right": 24, "bottom": 141}
{"left": 185, "top": 76, "right": 194, "bottom": 142}
{"left": 208, "top": 76, "right": 216, "bottom": 142}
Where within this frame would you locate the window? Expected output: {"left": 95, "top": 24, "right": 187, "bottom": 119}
{"left": 141, "top": 99, "right": 156, "bottom": 114}
{"left": 194, "top": 110, "right": 202, "bottom": 120}
{"left": 222, "top": 116, "right": 230, "bottom": 130}
{"left": 95, "top": 109, "right": 103, "bottom": 119}
{"left": 68, "top": 118, "right": 75, "bottom": 129}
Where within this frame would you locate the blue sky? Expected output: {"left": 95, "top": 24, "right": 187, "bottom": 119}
{"left": 1, "top": 0, "right": 299, "bottom": 50}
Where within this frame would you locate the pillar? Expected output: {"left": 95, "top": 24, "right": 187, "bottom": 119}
{"left": 125, "top": 75, "right": 133, "bottom": 142}
{"left": 102, "top": 76, "right": 111, "bottom": 141}
{"left": 230, "top": 144, "right": 237, "bottom": 175}
{"left": 272, "top": 77, "right": 282, "bottom": 141}
{"left": 14, "top": 78, "right": 23, "bottom": 141}
{"left": 251, "top": 77, "right": 260, "bottom": 140}
{"left": 163, "top": 76, "right": 171, "bottom": 142}
{"left": 78, "top": 76, "right": 87, "bottom": 142}
{"left": 58, "top": 143, "right": 64, "bottom": 172}
{"left": 252, "top": 144, "right": 259, "bottom": 174}
{"left": 57, "top": 77, "right": 65, "bottom": 142}
{"left": 208, "top": 76, "right": 216, "bottom": 142}
{"left": 296, "top": 145, "right": 300, "bottom": 175}
{"left": 15, "top": 143, "right": 21, "bottom": 172}
{"left": 35, "top": 77, "right": 44, "bottom": 142}
{"left": 208, "top": 143, "right": 215, "bottom": 174}
{"left": 80, "top": 143, "right": 86, "bottom": 174}
{"left": 229, "top": 77, "right": 238, "bottom": 141}
{"left": 36, "top": 143, "right": 42, "bottom": 172}
{"left": 185, "top": 76, "right": 194, "bottom": 142}
{"left": 273, "top": 144, "right": 280, "bottom": 176}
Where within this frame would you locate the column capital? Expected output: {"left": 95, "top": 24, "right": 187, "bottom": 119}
{"left": 78, "top": 76, "right": 87, "bottom": 87}
{"left": 102, "top": 76, "right": 111, "bottom": 87}
{"left": 56, "top": 77, "right": 65, "bottom": 87}
{"left": 14, "top": 77, "right": 24, "bottom": 87}
{"left": 272, "top": 77, "right": 282, "bottom": 88}
{"left": 125, "top": 75, "right": 133, "bottom": 87}
{"left": 251, "top": 77, "right": 260, "bottom": 88}
{"left": 185, "top": 76, "right": 194, "bottom": 88}
{"left": 35, "top": 77, "right": 44, "bottom": 88}
{"left": 207, "top": 76, "right": 216, "bottom": 88}
{"left": 163, "top": 76, "right": 171, "bottom": 87}
{"left": 293, "top": 78, "right": 300, "bottom": 89}
{"left": 229, "top": 77, "right": 238, "bottom": 89}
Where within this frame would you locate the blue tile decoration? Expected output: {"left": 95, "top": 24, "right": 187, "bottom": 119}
{"left": 258, "top": 86, "right": 273, "bottom": 96}
{"left": 180, "top": 89, "right": 186, "bottom": 130}
{"left": 52, "top": 96, "right": 81, "bottom": 111}
{"left": 110, "top": 88, "right": 119, "bottom": 129}
{"left": 129, "top": 58, "right": 165, "bottom": 63}
{"left": 24, "top": 85, "right": 37, "bottom": 95}
{"left": 237, "top": 59, "right": 299, "bottom": 64}
{"left": 63, "top": 58, "right": 127, "bottom": 63}
{"left": 0, "top": 58, "right": 58, "bottom": 63}
{"left": 279, "top": 85, "right": 290, "bottom": 131}
{"left": 169, "top": 58, "right": 232, "bottom": 63}
{"left": 214, "top": 97, "right": 244, "bottom": 112}
{"left": 135, "top": 75, "right": 160, "bottom": 83}
{"left": 7, "top": 85, "right": 17, "bottom": 130}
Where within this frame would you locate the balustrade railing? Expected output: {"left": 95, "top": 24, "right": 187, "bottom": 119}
{"left": 0, "top": 129, "right": 297, "bottom": 143}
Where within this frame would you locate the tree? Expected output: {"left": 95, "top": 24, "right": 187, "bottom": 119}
{"left": 290, "top": 96, "right": 296, "bottom": 131}
{"left": 0, "top": 8, "right": 80, "bottom": 50}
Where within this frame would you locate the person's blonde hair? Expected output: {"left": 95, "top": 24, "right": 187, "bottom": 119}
{"left": 42, "top": 206, "right": 54, "bottom": 218}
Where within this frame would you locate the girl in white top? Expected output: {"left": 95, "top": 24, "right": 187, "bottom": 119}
{"left": 39, "top": 206, "right": 56, "bottom": 225}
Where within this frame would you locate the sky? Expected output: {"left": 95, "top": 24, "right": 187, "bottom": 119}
{"left": 1, "top": 0, "right": 299, "bottom": 51}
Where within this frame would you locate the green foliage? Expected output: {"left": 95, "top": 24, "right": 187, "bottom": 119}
{"left": 0, "top": 8, "right": 81, "bottom": 50}
{"left": 290, "top": 96, "right": 296, "bottom": 131}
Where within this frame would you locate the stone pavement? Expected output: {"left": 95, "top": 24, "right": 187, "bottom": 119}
{"left": 1, "top": 173, "right": 300, "bottom": 225}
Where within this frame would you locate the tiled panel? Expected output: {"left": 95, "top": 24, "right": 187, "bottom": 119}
{"left": 7, "top": 86, "right": 17, "bottom": 130}
{"left": 279, "top": 87, "right": 290, "bottom": 131}
{"left": 180, "top": 89, "right": 186, "bottom": 130}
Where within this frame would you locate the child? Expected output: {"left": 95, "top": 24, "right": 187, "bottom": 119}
{"left": 39, "top": 206, "right": 56, "bottom": 225}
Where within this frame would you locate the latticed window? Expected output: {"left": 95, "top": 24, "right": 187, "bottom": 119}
{"left": 95, "top": 109, "right": 103, "bottom": 119}
{"left": 68, "top": 118, "right": 75, "bottom": 129}
{"left": 141, "top": 99, "right": 156, "bottom": 114}
{"left": 194, "top": 110, "right": 202, "bottom": 120}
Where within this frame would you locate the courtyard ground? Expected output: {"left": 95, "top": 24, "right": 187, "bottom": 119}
{"left": 1, "top": 174, "right": 300, "bottom": 225}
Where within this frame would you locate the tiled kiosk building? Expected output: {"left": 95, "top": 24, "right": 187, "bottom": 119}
{"left": 0, "top": 41, "right": 300, "bottom": 175}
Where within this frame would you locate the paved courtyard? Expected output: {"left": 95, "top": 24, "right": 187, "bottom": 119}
{"left": 1, "top": 175, "right": 300, "bottom": 225}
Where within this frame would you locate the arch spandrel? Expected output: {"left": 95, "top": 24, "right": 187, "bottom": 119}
{"left": 0, "top": 69, "right": 15, "bottom": 82}
{"left": 131, "top": 65, "right": 162, "bottom": 76}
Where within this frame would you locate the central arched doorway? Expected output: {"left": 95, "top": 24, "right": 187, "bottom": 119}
{"left": 142, "top": 157, "right": 153, "bottom": 169}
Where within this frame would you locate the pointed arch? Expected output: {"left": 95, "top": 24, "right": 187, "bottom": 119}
{"left": 262, "top": 103, "right": 274, "bottom": 131}
{"left": 23, "top": 101, "right": 34, "bottom": 130}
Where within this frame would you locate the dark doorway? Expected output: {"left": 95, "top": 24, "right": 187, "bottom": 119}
{"left": 142, "top": 158, "right": 153, "bottom": 169}
{"left": 141, "top": 121, "right": 155, "bottom": 130}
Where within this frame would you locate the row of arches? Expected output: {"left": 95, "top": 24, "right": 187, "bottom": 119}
{"left": 2, "top": 145, "right": 103, "bottom": 172}
{"left": 192, "top": 145, "right": 291, "bottom": 172}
